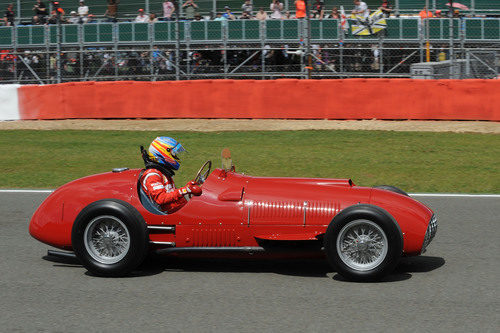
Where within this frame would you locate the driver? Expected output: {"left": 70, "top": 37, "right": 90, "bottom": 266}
{"left": 140, "top": 136, "right": 202, "bottom": 213}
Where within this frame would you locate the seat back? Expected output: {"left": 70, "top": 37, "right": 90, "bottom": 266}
{"left": 139, "top": 186, "right": 167, "bottom": 215}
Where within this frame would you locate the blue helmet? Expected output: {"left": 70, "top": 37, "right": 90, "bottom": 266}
{"left": 147, "top": 137, "right": 186, "bottom": 170}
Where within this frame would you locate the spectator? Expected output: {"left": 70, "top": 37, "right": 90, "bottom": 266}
{"left": 255, "top": 7, "right": 268, "bottom": 20}
{"left": 4, "top": 3, "right": 15, "bottom": 26}
{"left": 68, "top": 10, "right": 80, "bottom": 24}
{"left": 214, "top": 12, "right": 224, "bottom": 20}
{"left": 194, "top": 13, "right": 203, "bottom": 20}
{"left": 270, "top": 0, "right": 283, "bottom": 19}
{"left": 135, "top": 8, "right": 149, "bottom": 22}
{"left": 182, "top": 0, "right": 198, "bottom": 20}
{"left": 150, "top": 13, "right": 159, "bottom": 22}
{"left": 295, "top": 0, "right": 306, "bottom": 19}
{"left": 163, "top": 0, "right": 175, "bottom": 21}
{"left": 453, "top": 9, "right": 460, "bottom": 18}
{"left": 241, "top": 0, "right": 253, "bottom": 16}
{"left": 379, "top": 1, "right": 392, "bottom": 18}
{"left": 352, "top": 0, "right": 369, "bottom": 19}
{"left": 33, "top": 0, "right": 47, "bottom": 23}
{"left": 222, "top": 6, "right": 235, "bottom": 20}
{"left": 51, "top": 1, "right": 65, "bottom": 18}
{"left": 240, "top": 11, "right": 251, "bottom": 19}
{"left": 313, "top": 0, "right": 324, "bottom": 20}
{"left": 84, "top": 13, "right": 95, "bottom": 23}
{"left": 283, "top": 10, "right": 291, "bottom": 19}
{"left": 327, "top": 7, "right": 339, "bottom": 19}
{"left": 78, "top": 0, "right": 89, "bottom": 17}
{"left": 31, "top": 15, "right": 43, "bottom": 25}
{"left": 434, "top": 9, "right": 443, "bottom": 18}
{"left": 419, "top": 6, "right": 433, "bottom": 19}
{"left": 105, "top": 0, "right": 119, "bottom": 22}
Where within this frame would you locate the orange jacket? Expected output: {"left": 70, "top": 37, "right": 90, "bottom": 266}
{"left": 295, "top": 0, "right": 306, "bottom": 18}
{"left": 419, "top": 10, "right": 433, "bottom": 19}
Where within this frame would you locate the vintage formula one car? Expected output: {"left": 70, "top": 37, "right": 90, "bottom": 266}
{"left": 30, "top": 149, "right": 437, "bottom": 281}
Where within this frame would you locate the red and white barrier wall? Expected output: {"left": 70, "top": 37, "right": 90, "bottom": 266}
{"left": 1, "top": 79, "right": 499, "bottom": 121}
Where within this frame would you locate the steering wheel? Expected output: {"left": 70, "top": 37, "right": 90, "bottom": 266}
{"left": 194, "top": 160, "right": 212, "bottom": 185}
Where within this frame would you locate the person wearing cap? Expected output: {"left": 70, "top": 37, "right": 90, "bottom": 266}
{"left": 241, "top": 0, "right": 253, "bottom": 17}
{"left": 135, "top": 8, "right": 149, "bottom": 22}
{"left": 434, "top": 9, "right": 442, "bottom": 18}
{"left": 78, "top": 0, "right": 89, "bottom": 17}
{"left": 182, "top": 0, "right": 198, "bottom": 20}
{"left": 222, "top": 6, "right": 235, "bottom": 20}
{"left": 68, "top": 10, "right": 80, "bottom": 23}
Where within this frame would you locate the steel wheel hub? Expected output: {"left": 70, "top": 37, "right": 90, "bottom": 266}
{"left": 336, "top": 219, "right": 388, "bottom": 271}
{"left": 83, "top": 215, "right": 130, "bottom": 264}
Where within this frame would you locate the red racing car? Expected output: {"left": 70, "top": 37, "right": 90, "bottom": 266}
{"left": 29, "top": 150, "right": 437, "bottom": 281}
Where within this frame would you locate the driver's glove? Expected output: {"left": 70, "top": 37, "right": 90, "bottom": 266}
{"left": 178, "top": 183, "right": 202, "bottom": 197}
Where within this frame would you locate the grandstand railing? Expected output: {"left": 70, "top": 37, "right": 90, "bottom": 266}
{"left": 0, "top": 18, "right": 499, "bottom": 47}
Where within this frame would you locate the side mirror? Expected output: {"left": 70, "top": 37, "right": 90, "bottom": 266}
{"left": 221, "top": 148, "right": 234, "bottom": 172}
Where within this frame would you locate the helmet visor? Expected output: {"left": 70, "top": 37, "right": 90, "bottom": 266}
{"left": 171, "top": 142, "right": 186, "bottom": 160}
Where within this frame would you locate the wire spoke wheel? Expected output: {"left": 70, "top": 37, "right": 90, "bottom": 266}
{"left": 83, "top": 215, "right": 130, "bottom": 265}
{"left": 336, "top": 219, "right": 388, "bottom": 271}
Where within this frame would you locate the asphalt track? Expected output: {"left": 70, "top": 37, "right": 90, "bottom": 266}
{"left": 1, "top": 192, "right": 499, "bottom": 332}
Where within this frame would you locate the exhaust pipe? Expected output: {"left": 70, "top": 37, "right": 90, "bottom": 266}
{"left": 47, "top": 250, "right": 78, "bottom": 260}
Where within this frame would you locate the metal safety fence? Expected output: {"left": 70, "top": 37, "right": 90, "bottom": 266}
{"left": 0, "top": 17, "right": 498, "bottom": 83}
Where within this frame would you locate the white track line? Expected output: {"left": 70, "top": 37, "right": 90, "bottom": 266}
{"left": 0, "top": 189, "right": 498, "bottom": 198}
{"left": 410, "top": 193, "right": 500, "bottom": 198}
{"left": 0, "top": 189, "right": 54, "bottom": 193}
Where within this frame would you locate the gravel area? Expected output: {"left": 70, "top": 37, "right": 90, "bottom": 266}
{"left": 0, "top": 119, "right": 499, "bottom": 134}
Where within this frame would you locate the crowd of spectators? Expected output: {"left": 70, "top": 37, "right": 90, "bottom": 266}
{"left": 3, "top": 0, "right": 489, "bottom": 27}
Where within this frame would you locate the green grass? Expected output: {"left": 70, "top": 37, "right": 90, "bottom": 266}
{"left": 0, "top": 130, "right": 498, "bottom": 193}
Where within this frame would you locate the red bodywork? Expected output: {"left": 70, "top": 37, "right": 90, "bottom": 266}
{"left": 30, "top": 168, "right": 433, "bottom": 256}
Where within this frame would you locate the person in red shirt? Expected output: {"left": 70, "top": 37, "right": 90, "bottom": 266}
{"left": 140, "top": 136, "right": 202, "bottom": 214}
{"left": 295, "top": 0, "right": 306, "bottom": 19}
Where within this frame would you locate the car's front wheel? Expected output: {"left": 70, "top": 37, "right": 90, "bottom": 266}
{"left": 71, "top": 199, "right": 149, "bottom": 277}
{"left": 324, "top": 204, "right": 403, "bottom": 281}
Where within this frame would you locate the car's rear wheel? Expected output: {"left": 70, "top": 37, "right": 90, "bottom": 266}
{"left": 72, "top": 199, "right": 149, "bottom": 277}
{"left": 324, "top": 204, "right": 403, "bottom": 281}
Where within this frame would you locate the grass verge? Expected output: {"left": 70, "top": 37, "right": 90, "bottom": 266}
{"left": 0, "top": 129, "right": 498, "bottom": 193}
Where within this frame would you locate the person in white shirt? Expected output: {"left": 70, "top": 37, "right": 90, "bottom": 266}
{"left": 68, "top": 10, "right": 79, "bottom": 24}
{"left": 163, "top": 0, "right": 175, "bottom": 21}
{"left": 78, "top": 0, "right": 89, "bottom": 17}
{"left": 352, "top": 0, "right": 369, "bottom": 19}
{"left": 270, "top": 0, "right": 283, "bottom": 19}
{"left": 135, "top": 8, "right": 149, "bottom": 22}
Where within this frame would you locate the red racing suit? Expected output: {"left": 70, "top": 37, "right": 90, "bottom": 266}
{"left": 140, "top": 168, "right": 187, "bottom": 213}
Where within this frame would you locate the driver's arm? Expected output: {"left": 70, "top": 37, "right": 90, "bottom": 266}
{"left": 144, "top": 173, "right": 201, "bottom": 206}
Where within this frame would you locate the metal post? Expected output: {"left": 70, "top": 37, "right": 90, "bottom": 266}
{"left": 213, "top": 0, "right": 216, "bottom": 18}
{"left": 16, "top": 0, "right": 20, "bottom": 21}
{"left": 260, "top": 20, "right": 265, "bottom": 79}
{"left": 13, "top": 25, "right": 17, "bottom": 83}
{"left": 175, "top": 1, "right": 181, "bottom": 80}
{"left": 471, "top": 0, "right": 475, "bottom": 16}
{"left": 149, "top": 23, "right": 154, "bottom": 80}
{"left": 305, "top": 0, "right": 311, "bottom": 79}
{"left": 223, "top": 23, "right": 228, "bottom": 78}
{"left": 425, "top": 0, "right": 430, "bottom": 62}
{"left": 378, "top": 34, "right": 383, "bottom": 74}
{"left": 146, "top": 0, "right": 150, "bottom": 15}
{"left": 114, "top": 22, "right": 119, "bottom": 79}
{"left": 56, "top": 13, "right": 62, "bottom": 83}
{"left": 339, "top": 23, "right": 344, "bottom": 73}
{"left": 186, "top": 22, "right": 191, "bottom": 78}
{"left": 79, "top": 24, "right": 83, "bottom": 81}
{"left": 449, "top": 1, "right": 454, "bottom": 78}
{"left": 394, "top": 0, "right": 399, "bottom": 17}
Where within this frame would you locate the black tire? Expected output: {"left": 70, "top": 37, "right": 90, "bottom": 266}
{"left": 374, "top": 185, "right": 409, "bottom": 196}
{"left": 71, "top": 199, "right": 149, "bottom": 277}
{"left": 324, "top": 204, "right": 403, "bottom": 282}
